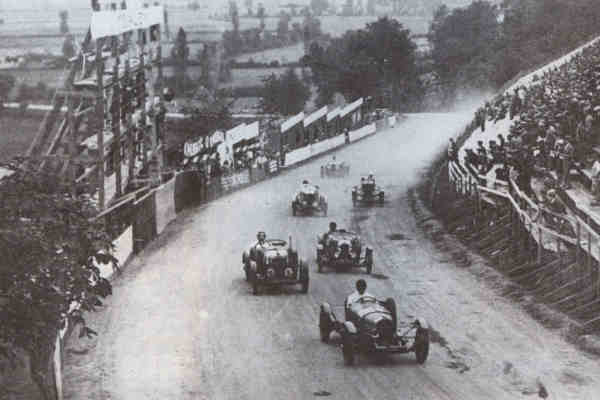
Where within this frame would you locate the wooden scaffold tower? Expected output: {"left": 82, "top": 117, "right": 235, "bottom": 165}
{"left": 25, "top": 0, "right": 172, "bottom": 210}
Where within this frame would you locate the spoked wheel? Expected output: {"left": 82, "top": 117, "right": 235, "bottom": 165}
{"left": 319, "top": 312, "right": 331, "bottom": 343}
{"left": 342, "top": 333, "right": 355, "bottom": 365}
{"left": 365, "top": 249, "right": 373, "bottom": 274}
{"left": 415, "top": 326, "right": 430, "bottom": 364}
{"left": 301, "top": 276, "right": 309, "bottom": 293}
{"left": 383, "top": 298, "right": 397, "bottom": 331}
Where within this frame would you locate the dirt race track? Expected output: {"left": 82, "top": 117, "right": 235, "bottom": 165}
{"left": 63, "top": 113, "right": 600, "bottom": 400}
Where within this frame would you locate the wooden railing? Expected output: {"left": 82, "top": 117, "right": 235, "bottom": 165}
{"left": 448, "top": 160, "right": 600, "bottom": 268}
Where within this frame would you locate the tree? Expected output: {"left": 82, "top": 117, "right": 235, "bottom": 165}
{"left": 311, "top": 0, "right": 329, "bottom": 16}
{"left": 366, "top": 0, "right": 376, "bottom": 15}
{"left": 171, "top": 27, "right": 190, "bottom": 94}
{"left": 260, "top": 68, "right": 311, "bottom": 115}
{"left": 0, "top": 165, "right": 115, "bottom": 400}
{"left": 59, "top": 10, "right": 69, "bottom": 34}
{"left": 257, "top": 3, "right": 266, "bottom": 29}
{"left": 428, "top": 1, "right": 501, "bottom": 105}
{"left": 62, "top": 34, "right": 76, "bottom": 59}
{"left": 304, "top": 17, "right": 421, "bottom": 110}
{"left": 229, "top": 0, "right": 240, "bottom": 32}
{"left": 177, "top": 89, "right": 234, "bottom": 140}
{"left": 277, "top": 13, "right": 291, "bottom": 42}
{"left": 245, "top": 0, "right": 253, "bottom": 16}
{"left": 0, "top": 74, "right": 15, "bottom": 101}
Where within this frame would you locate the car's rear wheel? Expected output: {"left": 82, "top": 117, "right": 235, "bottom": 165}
{"left": 383, "top": 298, "right": 397, "bottom": 332}
{"left": 319, "top": 311, "right": 331, "bottom": 343}
{"left": 342, "top": 333, "right": 355, "bottom": 365}
{"left": 415, "top": 327, "right": 430, "bottom": 364}
{"left": 244, "top": 265, "right": 250, "bottom": 281}
{"left": 365, "top": 249, "right": 373, "bottom": 274}
{"left": 300, "top": 263, "right": 309, "bottom": 293}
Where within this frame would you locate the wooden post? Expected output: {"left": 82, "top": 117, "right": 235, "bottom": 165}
{"left": 537, "top": 225, "right": 542, "bottom": 265}
{"left": 137, "top": 29, "right": 147, "bottom": 166}
{"left": 154, "top": 25, "right": 163, "bottom": 181}
{"left": 112, "top": 36, "right": 122, "bottom": 198}
{"left": 125, "top": 58, "right": 135, "bottom": 182}
{"left": 96, "top": 43, "right": 105, "bottom": 210}
{"left": 576, "top": 219, "right": 581, "bottom": 266}
{"left": 65, "top": 93, "right": 76, "bottom": 198}
{"left": 588, "top": 231, "right": 592, "bottom": 270}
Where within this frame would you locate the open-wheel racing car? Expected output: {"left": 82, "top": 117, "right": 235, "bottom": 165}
{"left": 292, "top": 181, "right": 328, "bottom": 216}
{"left": 242, "top": 233, "right": 309, "bottom": 295}
{"left": 321, "top": 158, "right": 350, "bottom": 178}
{"left": 352, "top": 175, "right": 385, "bottom": 206}
{"left": 319, "top": 296, "right": 430, "bottom": 365}
{"left": 316, "top": 225, "right": 373, "bottom": 274}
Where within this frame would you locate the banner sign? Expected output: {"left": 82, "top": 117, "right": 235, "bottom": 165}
{"left": 304, "top": 106, "right": 328, "bottom": 127}
{"left": 326, "top": 107, "right": 340, "bottom": 122}
{"left": 339, "top": 97, "right": 364, "bottom": 118}
{"left": 183, "top": 138, "right": 203, "bottom": 158}
{"left": 281, "top": 112, "right": 305, "bottom": 133}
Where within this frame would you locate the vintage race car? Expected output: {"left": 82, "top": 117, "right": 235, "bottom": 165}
{"left": 319, "top": 296, "right": 430, "bottom": 365}
{"left": 352, "top": 178, "right": 384, "bottom": 206}
{"left": 242, "top": 238, "right": 309, "bottom": 295}
{"left": 292, "top": 183, "right": 328, "bottom": 216}
{"left": 316, "top": 229, "right": 373, "bottom": 274}
{"left": 321, "top": 160, "right": 350, "bottom": 178}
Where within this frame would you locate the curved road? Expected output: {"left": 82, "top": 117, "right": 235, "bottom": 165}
{"left": 64, "top": 114, "right": 600, "bottom": 400}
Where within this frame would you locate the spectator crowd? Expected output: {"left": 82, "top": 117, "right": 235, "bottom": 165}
{"left": 455, "top": 39, "right": 600, "bottom": 209}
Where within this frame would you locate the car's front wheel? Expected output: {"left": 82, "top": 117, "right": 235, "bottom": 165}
{"left": 415, "top": 326, "right": 430, "bottom": 364}
{"left": 342, "top": 333, "right": 355, "bottom": 365}
{"left": 319, "top": 311, "right": 331, "bottom": 343}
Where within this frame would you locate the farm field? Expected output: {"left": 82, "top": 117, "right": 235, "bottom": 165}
{"left": 232, "top": 43, "right": 305, "bottom": 64}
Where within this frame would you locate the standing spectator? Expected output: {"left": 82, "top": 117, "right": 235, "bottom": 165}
{"left": 591, "top": 156, "right": 600, "bottom": 206}
{"left": 476, "top": 140, "right": 488, "bottom": 173}
{"left": 545, "top": 126, "right": 557, "bottom": 170}
{"left": 560, "top": 139, "right": 574, "bottom": 189}
{"left": 447, "top": 138, "right": 458, "bottom": 163}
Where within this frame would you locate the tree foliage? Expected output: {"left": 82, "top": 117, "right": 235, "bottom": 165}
{"left": 59, "top": 10, "right": 69, "bottom": 34}
{"left": 0, "top": 165, "right": 115, "bottom": 399}
{"left": 428, "top": 1, "right": 500, "bottom": 104}
{"left": 171, "top": 27, "right": 190, "bottom": 94}
{"left": 0, "top": 74, "right": 16, "bottom": 101}
{"left": 260, "top": 68, "right": 311, "bottom": 115}
{"left": 428, "top": 0, "right": 600, "bottom": 105}
{"left": 311, "top": 0, "right": 329, "bottom": 16}
{"left": 303, "top": 17, "right": 421, "bottom": 110}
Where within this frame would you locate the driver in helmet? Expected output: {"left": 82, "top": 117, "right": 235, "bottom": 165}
{"left": 252, "top": 231, "right": 267, "bottom": 250}
{"left": 321, "top": 221, "right": 338, "bottom": 244}
{"left": 346, "top": 279, "right": 373, "bottom": 307}
{"left": 366, "top": 172, "right": 375, "bottom": 184}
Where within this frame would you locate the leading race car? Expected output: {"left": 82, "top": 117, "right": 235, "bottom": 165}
{"left": 319, "top": 296, "right": 430, "bottom": 365}
{"left": 242, "top": 232, "right": 309, "bottom": 295}
{"left": 316, "top": 223, "right": 373, "bottom": 274}
{"left": 352, "top": 174, "right": 384, "bottom": 206}
{"left": 292, "top": 180, "right": 328, "bottom": 216}
{"left": 321, "top": 157, "right": 350, "bottom": 178}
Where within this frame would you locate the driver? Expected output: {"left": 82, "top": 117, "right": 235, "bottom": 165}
{"left": 367, "top": 172, "right": 375, "bottom": 184}
{"left": 321, "top": 221, "right": 337, "bottom": 244}
{"left": 253, "top": 231, "right": 267, "bottom": 250}
{"left": 346, "top": 279, "right": 373, "bottom": 307}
